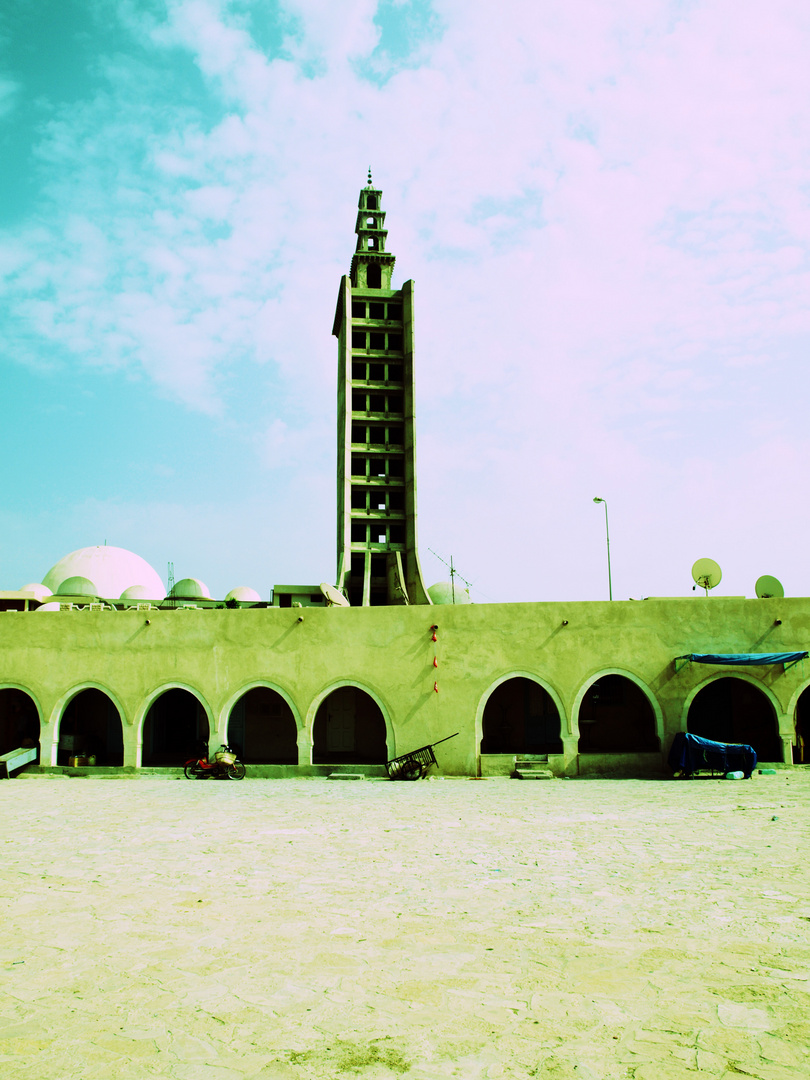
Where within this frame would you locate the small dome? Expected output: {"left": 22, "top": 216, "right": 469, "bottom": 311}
{"left": 57, "top": 576, "right": 97, "bottom": 597}
{"left": 225, "top": 586, "right": 261, "bottom": 603}
{"left": 43, "top": 546, "right": 165, "bottom": 601}
{"left": 428, "top": 581, "right": 472, "bottom": 605}
{"left": 20, "top": 583, "right": 51, "bottom": 601}
{"left": 36, "top": 602, "right": 62, "bottom": 612}
{"left": 171, "top": 577, "right": 211, "bottom": 600}
{"left": 120, "top": 584, "right": 155, "bottom": 601}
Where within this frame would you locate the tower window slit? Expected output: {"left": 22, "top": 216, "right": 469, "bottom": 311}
{"left": 370, "top": 426, "right": 385, "bottom": 444}
{"left": 369, "top": 332, "right": 385, "bottom": 350}
{"left": 351, "top": 361, "right": 366, "bottom": 380}
{"left": 367, "top": 238, "right": 376, "bottom": 249}
{"left": 351, "top": 523, "right": 367, "bottom": 542}
{"left": 387, "top": 394, "right": 403, "bottom": 414}
{"left": 351, "top": 489, "right": 367, "bottom": 510}
{"left": 369, "top": 363, "right": 385, "bottom": 381}
{"left": 387, "top": 333, "right": 402, "bottom": 351}
{"left": 370, "top": 394, "right": 385, "bottom": 412}
{"left": 351, "top": 455, "right": 366, "bottom": 476}
{"left": 369, "top": 302, "right": 385, "bottom": 320}
{"left": 351, "top": 301, "right": 366, "bottom": 318}
{"left": 387, "top": 303, "right": 402, "bottom": 320}
{"left": 390, "top": 524, "right": 405, "bottom": 543}
{"left": 388, "top": 459, "right": 404, "bottom": 477}
{"left": 367, "top": 195, "right": 377, "bottom": 210}
{"left": 351, "top": 330, "right": 366, "bottom": 349}
{"left": 367, "top": 265, "right": 381, "bottom": 288}
{"left": 352, "top": 391, "right": 367, "bottom": 411}
{"left": 351, "top": 424, "right": 366, "bottom": 444}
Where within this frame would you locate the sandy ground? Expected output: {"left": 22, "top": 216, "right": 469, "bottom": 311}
{"left": 1, "top": 772, "right": 809, "bottom": 1080}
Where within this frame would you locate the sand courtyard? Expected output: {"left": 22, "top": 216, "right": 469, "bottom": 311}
{"left": 1, "top": 772, "right": 809, "bottom": 1080}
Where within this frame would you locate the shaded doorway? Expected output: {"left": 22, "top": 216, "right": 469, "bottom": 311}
{"left": 312, "top": 687, "right": 387, "bottom": 764}
{"left": 688, "top": 678, "right": 781, "bottom": 762}
{"left": 228, "top": 688, "right": 297, "bottom": 764}
{"left": 578, "top": 675, "right": 659, "bottom": 753}
{"left": 0, "top": 689, "right": 40, "bottom": 762}
{"left": 142, "top": 689, "right": 209, "bottom": 766}
{"left": 795, "top": 687, "right": 810, "bottom": 764}
{"left": 58, "top": 689, "right": 123, "bottom": 766}
{"left": 481, "top": 678, "right": 562, "bottom": 754}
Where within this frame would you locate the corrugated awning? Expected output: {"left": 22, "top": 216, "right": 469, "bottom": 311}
{"left": 676, "top": 652, "right": 808, "bottom": 666}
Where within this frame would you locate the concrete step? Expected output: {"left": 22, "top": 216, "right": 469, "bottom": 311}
{"left": 327, "top": 773, "right": 366, "bottom": 781}
{"left": 514, "top": 769, "right": 554, "bottom": 780}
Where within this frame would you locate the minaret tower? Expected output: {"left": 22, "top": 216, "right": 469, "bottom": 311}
{"left": 332, "top": 171, "right": 431, "bottom": 606}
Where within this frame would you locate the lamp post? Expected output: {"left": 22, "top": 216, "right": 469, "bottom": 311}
{"left": 593, "top": 497, "right": 612, "bottom": 601}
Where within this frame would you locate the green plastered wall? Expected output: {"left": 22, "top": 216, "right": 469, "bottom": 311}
{"left": 1, "top": 596, "right": 808, "bottom": 772}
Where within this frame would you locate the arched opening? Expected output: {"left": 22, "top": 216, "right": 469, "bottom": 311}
{"left": 0, "top": 689, "right": 40, "bottom": 762}
{"left": 227, "top": 687, "right": 297, "bottom": 764}
{"left": 367, "top": 195, "right": 378, "bottom": 210}
{"left": 481, "top": 678, "right": 562, "bottom": 754}
{"left": 58, "top": 689, "right": 123, "bottom": 766}
{"left": 367, "top": 264, "right": 381, "bottom": 289}
{"left": 312, "top": 686, "right": 387, "bottom": 764}
{"left": 577, "top": 675, "right": 659, "bottom": 753}
{"left": 795, "top": 687, "right": 810, "bottom": 764}
{"left": 142, "top": 688, "right": 209, "bottom": 766}
{"left": 688, "top": 678, "right": 781, "bottom": 762}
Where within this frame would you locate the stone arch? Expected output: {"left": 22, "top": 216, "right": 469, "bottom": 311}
{"left": 0, "top": 685, "right": 42, "bottom": 763}
{"left": 138, "top": 684, "right": 212, "bottom": 767}
{"left": 573, "top": 669, "right": 662, "bottom": 753}
{"left": 222, "top": 682, "right": 301, "bottom": 765}
{"left": 789, "top": 680, "right": 810, "bottom": 764}
{"left": 54, "top": 685, "right": 125, "bottom": 766}
{"left": 308, "top": 681, "right": 392, "bottom": 765}
{"left": 685, "top": 674, "right": 782, "bottom": 762}
{"left": 476, "top": 673, "right": 566, "bottom": 755}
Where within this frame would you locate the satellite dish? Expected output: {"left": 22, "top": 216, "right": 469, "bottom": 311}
{"left": 755, "top": 574, "right": 784, "bottom": 599}
{"left": 320, "top": 582, "right": 350, "bottom": 607}
{"left": 692, "top": 558, "right": 722, "bottom": 595}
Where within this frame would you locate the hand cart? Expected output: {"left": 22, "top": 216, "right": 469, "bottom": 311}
{"left": 386, "top": 732, "right": 459, "bottom": 780}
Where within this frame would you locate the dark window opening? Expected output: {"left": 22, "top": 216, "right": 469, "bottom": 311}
{"left": 387, "top": 394, "right": 403, "bottom": 414}
{"left": 389, "top": 490, "right": 404, "bottom": 510}
{"left": 370, "top": 555, "right": 387, "bottom": 578}
{"left": 578, "top": 676, "right": 659, "bottom": 754}
{"left": 388, "top": 459, "right": 404, "bottom": 477}
{"left": 481, "top": 678, "right": 563, "bottom": 755}
{"left": 352, "top": 391, "right": 367, "bottom": 412}
{"left": 351, "top": 523, "right": 367, "bottom": 543}
{"left": 367, "top": 264, "right": 382, "bottom": 288}
{"left": 351, "top": 489, "right": 366, "bottom": 509}
{"left": 370, "top": 426, "right": 385, "bottom": 443}
{"left": 349, "top": 586, "right": 363, "bottom": 605}
{"left": 367, "top": 195, "right": 378, "bottom": 210}
{"left": 279, "top": 593, "right": 292, "bottom": 608}
{"left": 369, "top": 332, "right": 385, "bottom": 350}
{"left": 370, "top": 589, "right": 387, "bottom": 606}
{"left": 369, "top": 302, "right": 385, "bottom": 320}
{"left": 387, "top": 303, "right": 402, "bottom": 320}
{"left": 374, "top": 495, "right": 387, "bottom": 510}
{"left": 387, "top": 427, "right": 403, "bottom": 447}
{"left": 387, "top": 333, "right": 402, "bottom": 351}
{"left": 351, "top": 455, "right": 366, "bottom": 476}
{"left": 351, "top": 424, "right": 366, "bottom": 443}
{"left": 366, "top": 216, "right": 375, "bottom": 226}
{"left": 351, "top": 301, "right": 365, "bottom": 318}
{"left": 389, "top": 524, "right": 405, "bottom": 544}
{"left": 351, "top": 361, "right": 366, "bottom": 380}
{"left": 351, "top": 554, "right": 365, "bottom": 577}
{"left": 386, "top": 363, "right": 402, "bottom": 383}
{"left": 370, "top": 457, "right": 386, "bottom": 476}
{"left": 370, "top": 394, "right": 385, "bottom": 412}
{"left": 369, "top": 363, "right": 385, "bottom": 381}
{"left": 351, "top": 330, "right": 366, "bottom": 349}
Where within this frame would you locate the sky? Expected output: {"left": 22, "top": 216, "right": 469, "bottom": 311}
{"left": 2, "top": 0, "right": 809, "bottom": 604}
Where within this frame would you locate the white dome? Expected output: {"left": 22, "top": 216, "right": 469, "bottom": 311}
{"left": 225, "top": 586, "right": 261, "bottom": 603}
{"left": 36, "top": 602, "right": 62, "bottom": 612}
{"left": 428, "top": 581, "right": 472, "bottom": 605}
{"left": 171, "top": 577, "right": 211, "bottom": 600}
{"left": 43, "top": 546, "right": 165, "bottom": 601}
{"left": 120, "top": 584, "right": 152, "bottom": 601}
{"left": 57, "top": 575, "right": 97, "bottom": 597}
{"left": 20, "top": 583, "right": 51, "bottom": 601}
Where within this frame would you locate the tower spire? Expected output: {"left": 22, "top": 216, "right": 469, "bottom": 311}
{"left": 331, "top": 177, "right": 431, "bottom": 607}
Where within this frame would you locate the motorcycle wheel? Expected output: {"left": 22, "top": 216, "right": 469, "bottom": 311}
{"left": 184, "top": 762, "right": 198, "bottom": 779}
{"left": 227, "top": 762, "right": 246, "bottom": 781}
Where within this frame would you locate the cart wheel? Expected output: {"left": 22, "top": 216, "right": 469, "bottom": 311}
{"left": 184, "top": 762, "right": 198, "bottom": 779}
{"left": 400, "top": 763, "right": 423, "bottom": 781}
{"left": 227, "top": 762, "right": 246, "bottom": 780}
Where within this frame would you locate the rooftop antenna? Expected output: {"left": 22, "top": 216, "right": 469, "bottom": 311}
{"left": 428, "top": 549, "right": 474, "bottom": 604}
{"left": 167, "top": 560, "right": 175, "bottom": 607}
{"left": 691, "top": 557, "right": 722, "bottom": 597}
{"left": 755, "top": 574, "right": 784, "bottom": 599}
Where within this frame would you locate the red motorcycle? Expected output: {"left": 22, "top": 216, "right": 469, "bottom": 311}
{"left": 184, "top": 744, "right": 246, "bottom": 781}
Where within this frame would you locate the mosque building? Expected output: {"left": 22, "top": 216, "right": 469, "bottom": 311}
{"left": 1, "top": 175, "right": 809, "bottom": 776}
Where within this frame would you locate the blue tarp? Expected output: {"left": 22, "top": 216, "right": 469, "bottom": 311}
{"left": 668, "top": 732, "right": 757, "bottom": 779}
{"left": 677, "top": 652, "right": 808, "bottom": 666}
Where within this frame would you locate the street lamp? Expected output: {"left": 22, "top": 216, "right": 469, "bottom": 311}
{"left": 593, "top": 497, "right": 612, "bottom": 601}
